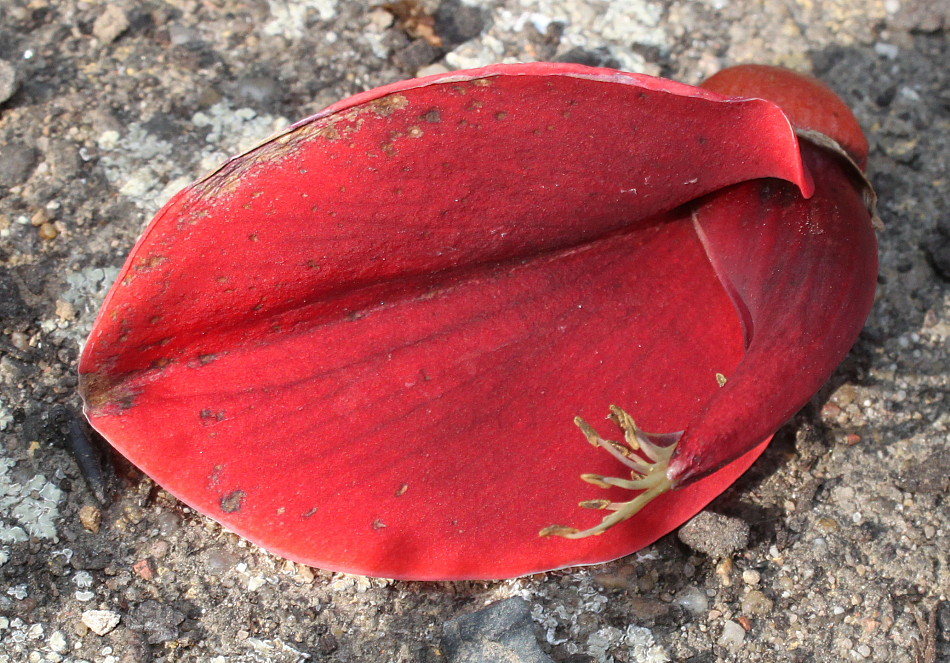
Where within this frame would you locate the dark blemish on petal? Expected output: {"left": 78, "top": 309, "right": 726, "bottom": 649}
{"left": 301, "top": 507, "right": 318, "bottom": 518}
{"left": 422, "top": 109, "right": 441, "bottom": 123}
{"left": 199, "top": 409, "right": 226, "bottom": 425}
{"left": 494, "top": 111, "right": 507, "bottom": 120}
{"left": 199, "top": 353, "right": 218, "bottom": 364}
{"left": 248, "top": 233, "right": 258, "bottom": 242}
{"left": 220, "top": 490, "right": 246, "bottom": 513}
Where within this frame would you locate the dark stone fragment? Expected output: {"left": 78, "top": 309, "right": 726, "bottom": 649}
{"left": 317, "top": 632, "right": 338, "bottom": 655}
{"left": 556, "top": 46, "right": 621, "bottom": 70}
{"left": 442, "top": 597, "right": 553, "bottom": 663}
{"left": 626, "top": 596, "right": 673, "bottom": 623}
{"left": 47, "top": 139, "right": 82, "bottom": 179}
{"left": 70, "top": 551, "right": 112, "bottom": 570}
{"left": 0, "top": 269, "right": 29, "bottom": 320}
{"left": 392, "top": 39, "right": 441, "bottom": 72}
{"left": 113, "top": 629, "right": 153, "bottom": 663}
{"left": 436, "top": 0, "right": 487, "bottom": 47}
{"left": 898, "top": 449, "right": 950, "bottom": 494}
{"left": 924, "top": 232, "right": 950, "bottom": 281}
{"left": 129, "top": 600, "right": 186, "bottom": 645}
{"left": 0, "top": 142, "right": 37, "bottom": 187}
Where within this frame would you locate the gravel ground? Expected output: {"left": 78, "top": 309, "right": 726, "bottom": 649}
{"left": 0, "top": 1, "right": 947, "bottom": 662}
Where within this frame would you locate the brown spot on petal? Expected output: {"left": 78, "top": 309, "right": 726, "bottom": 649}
{"left": 220, "top": 490, "right": 246, "bottom": 513}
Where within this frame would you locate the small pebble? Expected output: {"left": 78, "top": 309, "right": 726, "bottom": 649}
{"left": 719, "top": 620, "right": 746, "bottom": 651}
{"left": 678, "top": 511, "right": 750, "bottom": 557}
{"left": 79, "top": 505, "right": 101, "bottom": 533}
{"left": 132, "top": 558, "right": 155, "bottom": 581}
{"left": 740, "top": 589, "right": 774, "bottom": 616}
{"left": 674, "top": 585, "right": 708, "bottom": 616}
{"left": 81, "top": 610, "right": 121, "bottom": 636}
{"left": 149, "top": 540, "right": 170, "bottom": 559}
{"left": 741, "top": 569, "right": 761, "bottom": 585}
{"left": 48, "top": 630, "right": 68, "bottom": 653}
{"left": 205, "top": 547, "right": 240, "bottom": 574}
{"left": 38, "top": 223, "right": 59, "bottom": 240}
{"left": 93, "top": 6, "right": 129, "bottom": 44}
{"left": 716, "top": 557, "right": 733, "bottom": 586}
{"left": 154, "top": 511, "right": 180, "bottom": 536}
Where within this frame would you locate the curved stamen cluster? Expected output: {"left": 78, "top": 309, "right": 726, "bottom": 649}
{"left": 539, "top": 405, "right": 678, "bottom": 539}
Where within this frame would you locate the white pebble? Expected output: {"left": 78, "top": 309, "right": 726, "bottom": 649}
{"left": 718, "top": 620, "right": 745, "bottom": 651}
{"left": 81, "top": 610, "right": 120, "bottom": 636}
{"left": 49, "top": 630, "right": 68, "bottom": 653}
{"left": 674, "top": 586, "right": 708, "bottom": 616}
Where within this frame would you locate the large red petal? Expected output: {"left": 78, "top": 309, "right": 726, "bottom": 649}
{"left": 80, "top": 64, "right": 810, "bottom": 579}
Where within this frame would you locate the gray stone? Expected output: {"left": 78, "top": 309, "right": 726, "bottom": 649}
{"left": 436, "top": 0, "right": 487, "bottom": 47}
{"left": 678, "top": 511, "right": 750, "bottom": 558}
{"left": 128, "top": 600, "right": 186, "bottom": 644}
{"left": 392, "top": 39, "right": 441, "bottom": 73}
{"left": 0, "top": 142, "right": 37, "bottom": 187}
{"left": 898, "top": 449, "right": 950, "bottom": 494}
{"left": 204, "top": 547, "right": 240, "bottom": 575}
{"left": 47, "top": 140, "right": 81, "bottom": 180}
{"left": 740, "top": 589, "right": 774, "bottom": 616}
{"left": 925, "top": 232, "right": 950, "bottom": 281}
{"left": 0, "top": 60, "right": 18, "bottom": 104}
{"left": 0, "top": 269, "right": 29, "bottom": 320}
{"left": 233, "top": 75, "right": 281, "bottom": 106}
{"left": 442, "top": 597, "right": 553, "bottom": 663}
{"left": 556, "top": 46, "right": 621, "bottom": 69}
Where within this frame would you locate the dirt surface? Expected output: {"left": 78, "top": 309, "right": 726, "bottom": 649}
{"left": 0, "top": 1, "right": 947, "bottom": 662}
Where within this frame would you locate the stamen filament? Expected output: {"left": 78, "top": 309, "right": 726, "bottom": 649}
{"left": 540, "top": 406, "right": 680, "bottom": 540}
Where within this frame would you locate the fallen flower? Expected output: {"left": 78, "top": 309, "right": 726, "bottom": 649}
{"left": 79, "top": 63, "right": 877, "bottom": 580}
